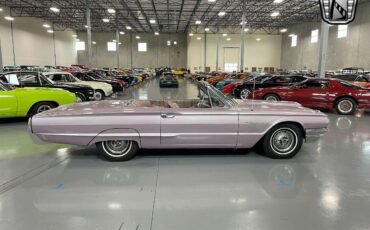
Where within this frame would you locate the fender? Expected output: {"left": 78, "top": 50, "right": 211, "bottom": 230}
{"left": 88, "top": 128, "right": 141, "bottom": 147}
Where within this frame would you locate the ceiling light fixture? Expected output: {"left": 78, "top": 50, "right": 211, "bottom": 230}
{"left": 222, "top": 33, "right": 227, "bottom": 36}
{"left": 72, "top": 34, "right": 77, "bottom": 37}
{"left": 274, "top": 0, "right": 284, "bottom": 3}
{"left": 271, "top": 11, "right": 280, "bottom": 17}
{"left": 136, "top": 36, "right": 140, "bottom": 39}
{"left": 244, "top": 28, "right": 249, "bottom": 32}
{"left": 107, "top": 8, "right": 116, "bottom": 14}
{"left": 205, "top": 27, "right": 210, "bottom": 32}
{"left": 113, "top": 39, "right": 116, "bottom": 42}
{"left": 0, "top": 8, "right": 3, "bottom": 12}
{"left": 240, "top": 21, "right": 247, "bottom": 25}
{"left": 50, "top": 7, "right": 60, "bottom": 13}
{"left": 189, "top": 33, "right": 194, "bottom": 36}
{"left": 43, "top": 24, "right": 51, "bottom": 28}
{"left": 4, "top": 16, "right": 14, "bottom": 21}
{"left": 256, "top": 38, "right": 261, "bottom": 41}
{"left": 102, "top": 18, "right": 110, "bottom": 23}
{"left": 218, "top": 11, "right": 226, "bottom": 16}
{"left": 154, "top": 32, "right": 159, "bottom": 35}
{"left": 47, "top": 29, "right": 54, "bottom": 33}
{"left": 226, "top": 38, "right": 231, "bottom": 41}
{"left": 288, "top": 34, "right": 295, "bottom": 37}
{"left": 195, "top": 20, "right": 201, "bottom": 25}
{"left": 126, "top": 26, "right": 132, "bottom": 30}
{"left": 208, "top": 0, "right": 216, "bottom": 2}
{"left": 120, "top": 31, "right": 125, "bottom": 35}
{"left": 149, "top": 19, "right": 156, "bottom": 24}
{"left": 197, "top": 37, "right": 201, "bottom": 40}
{"left": 280, "top": 28, "right": 288, "bottom": 33}
{"left": 92, "top": 41, "right": 97, "bottom": 44}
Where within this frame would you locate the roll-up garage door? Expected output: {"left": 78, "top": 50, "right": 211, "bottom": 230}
{"left": 223, "top": 47, "right": 240, "bottom": 72}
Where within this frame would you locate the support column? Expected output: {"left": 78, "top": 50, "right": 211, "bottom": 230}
{"left": 318, "top": 21, "right": 329, "bottom": 77}
{"left": 86, "top": 1, "right": 92, "bottom": 66}
{"left": 10, "top": 21, "right": 16, "bottom": 66}
{"left": 116, "top": 30, "right": 120, "bottom": 68}
{"left": 52, "top": 24, "right": 57, "bottom": 65}
{"left": 240, "top": 0, "right": 246, "bottom": 72}
{"left": 216, "top": 33, "right": 219, "bottom": 71}
{"left": 204, "top": 32, "right": 207, "bottom": 72}
{"left": 130, "top": 33, "right": 133, "bottom": 70}
{"left": 0, "top": 40, "right": 3, "bottom": 71}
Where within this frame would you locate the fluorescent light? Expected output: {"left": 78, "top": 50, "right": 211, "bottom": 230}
{"left": 50, "top": 7, "right": 60, "bottom": 13}
{"left": 174, "top": 41, "right": 177, "bottom": 45}
{"left": 244, "top": 28, "right": 249, "bottom": 32}
{"left": 288, "top": 34, "right": 295, "bottom": 37}
{"left": 43, "top": 24, "right": 51, "bottom": 28}
{"left": 126, "top": 26, "right": 132, "bottom": 30}
{"left": 113, "top": 39, "right": 116, "bottom": 42}
{"left": 47, "top": 29, "right": 54, "bottom": 33}
{"left": 92, "top": 41, "right": 96, "bottom": 44}
{"left": 256, "top": 38, "right": 261, "bottom": 41}
{"left": 107, "top": 8, "right": 116, "bottom": 14}
{"left": 72, "top": 34, "right": 77, "bottom": 37}
{"left": 218, "top": 11, "right": 226, "bottom": 16}
{"left": 189, "top": 33, "right": 194, "bottom": 36}
{"left": 149, "top": 19, "right": 156, "bottom": 24}
{"left": 205, "top": 27, "right": 210, "bottom": 32}
{"left": 226, "top": 38, "right": 231, "bottom": 41}
{"left": 84, "top": 25, "right": 89, "bottom": 28}
{"left": 208, "top": 0, "right": 216, "bottom": 2}
{"left": 274, "top": 0, "right": 284, "bottom": 3}
{"left": 119, "top": 42, "right": 122, "bottom": 45}
{"left": 280, "top": 28, "right": 288, "bottom": 33}
{"left": 271, "top": 11, "right": 280, "bottom": 17}
{"left": 195, "top": 20, "right": 201, "bottom": 25}
{"left": 222, "top": 33, "right": 227, "bottom": 36}
{"left": 4, "top": 16, "right": 14, "bottom": 21}
{"left": 240, "top": 21, "right": 247, "bottom": 25}
{"left": 102, "top": 18, "right": 110, "bottom": 23}
{"left": 120, "top": 31, "right": 125, "bottom": 35}
{"left": 154, "top": 32, "right": 159, "bottom": 35}
{"left": 197, "top": 37, "right": 201, "bottom": 40}
{"left": 136, "top": 36, "right": 140, "bottom": 39}
{"left": 0, "top": 8, "right": 3, "bottom": 12}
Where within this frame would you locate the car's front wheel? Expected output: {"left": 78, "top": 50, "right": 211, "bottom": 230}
{"left": 262, "top": 124, "right": 303, "bottom": 159}
{"left": 96, "top": 140, "right": 138, "bottom": 161}
{"left": 239, "top": 88, "right": 252, "bottom": 100}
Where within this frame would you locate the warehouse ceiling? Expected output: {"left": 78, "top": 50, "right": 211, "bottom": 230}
{"left": 0, "top": 0, "right": 369, "bottom": 34}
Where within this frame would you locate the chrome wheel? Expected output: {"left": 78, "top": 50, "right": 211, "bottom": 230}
{"left": 36, "top": 105, "right": 52, "bottom": 114}
{"left": 240, "top": 89, "right": 251, "bottom": 99}
{"left": 270, "top": 128, "right": 298, "bottom": 155}
{"left": 338, "top": 99, "right": 353, "bottom": 114}
{"left": 102, "top": 140, "right": 132, "bottom": 158}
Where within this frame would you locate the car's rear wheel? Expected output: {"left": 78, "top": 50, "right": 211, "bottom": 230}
{"left": 31, "top": 102, "right": 56, "bottom": 115}
{"left": 239, "top": 88, "right": 252, "bottom": 100}
{"left": 263, "top": 94, "right": 280, "bottom": 101}
{"left": 262, "top": 124, "right": 303, "bottom": 159}
{"left": 96, "top": 140, "right": 138, "bottom": 161}
{"left": 335, "top": 97, "right": 357, "bottom": 115}
{"left": 94, "top": 90, "right": 105, "bottom": 101}
{"left": 76, "top": 93, "right": 86, "bottom": 102}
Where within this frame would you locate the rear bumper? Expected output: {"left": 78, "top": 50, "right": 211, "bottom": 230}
{"left": 305, "top": 128, "right": 328, "bottom": 142}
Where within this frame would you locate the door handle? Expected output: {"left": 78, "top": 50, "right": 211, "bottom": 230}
{"left": 161, "top": 114, "right": 175, "bottom": 119}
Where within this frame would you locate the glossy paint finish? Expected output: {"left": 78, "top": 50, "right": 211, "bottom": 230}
{"left": 29, "top": 81, "right": 328, "bottom": 151}
{"left": 0, "top": 103, "right": 370, "bottom": 230}
{"left": 251, "top": 79, "right": 370, "bottom": 110}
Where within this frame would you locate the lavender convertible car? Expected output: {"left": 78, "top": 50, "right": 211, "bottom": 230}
{"left": 29, "top": 82, "right": 329, "bottom": 161}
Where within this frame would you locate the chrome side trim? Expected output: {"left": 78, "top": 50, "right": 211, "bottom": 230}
{"left": 305, "top": 128, "right": 328, "bottom": 142}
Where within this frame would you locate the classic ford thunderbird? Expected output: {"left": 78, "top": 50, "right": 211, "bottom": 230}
{"left": 29, "top": 82, "right": 329, "bottom": 161}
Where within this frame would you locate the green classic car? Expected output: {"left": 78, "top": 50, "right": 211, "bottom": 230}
{"left": 0, "top": 81, "right": 76, "bottom": 118}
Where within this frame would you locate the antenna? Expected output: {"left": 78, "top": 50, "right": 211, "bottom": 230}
{"left": 251, "top": 76, "right": 256, "bottom": 111}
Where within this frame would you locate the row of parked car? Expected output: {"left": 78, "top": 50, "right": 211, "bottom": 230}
{"left": 0, "top": 65, "right": 154, "bottom": 119}
{"left": 188, "top": 70, "right": 370, "bottom": 115}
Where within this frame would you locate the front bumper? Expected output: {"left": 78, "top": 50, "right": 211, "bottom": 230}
{"left": 305, "top": 128, "right": 328, "bottom": 142}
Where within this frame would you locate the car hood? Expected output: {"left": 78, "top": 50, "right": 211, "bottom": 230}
{"left": 234, "top": 99, "right": 326, "bottom": 116}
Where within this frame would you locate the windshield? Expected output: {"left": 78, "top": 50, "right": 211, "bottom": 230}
{"left": 198, "top": 83, "right": 237, "bottom": 108}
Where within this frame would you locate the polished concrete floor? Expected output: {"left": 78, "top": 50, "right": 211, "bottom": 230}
{"left": 1, "top": 78, "right": 370, "bottom": 230}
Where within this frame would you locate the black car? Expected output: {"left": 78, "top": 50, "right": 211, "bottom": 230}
{"left": 96, "top": 70, "right": 132, "bottom": 87}
{"left": 233, "top": 75, "right": 308, "bottom": 99}
{"left": 0, "top": 71, "right": 95, "bottom": 102}
{"left": 75, "top": 72, "right": 124, "bottom": 93}
{"left": 160, "top": 75, "right": 179, "bottom": 88}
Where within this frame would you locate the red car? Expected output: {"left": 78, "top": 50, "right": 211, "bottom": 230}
{"left": 250, "top": 78, "right": 370, "bottom": 115}
{"left": 223, "top": 82, "right": 241, "bottom": 94}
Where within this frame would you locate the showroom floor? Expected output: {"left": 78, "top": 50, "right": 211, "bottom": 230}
{"left": 0, "top": 78, "right": 370, "bottom": 230}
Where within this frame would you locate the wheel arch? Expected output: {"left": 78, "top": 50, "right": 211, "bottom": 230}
{"left": 263, "top": 93, "right": 281, "bottom": 100}
{"left": 264, "top": 121, "right": 306, "bottom": 139}
{"left": 27, "top": 101, "right": 59, "bottom": 115}
{"left": 88, "top": 128, "right": 142, "bottom": 148}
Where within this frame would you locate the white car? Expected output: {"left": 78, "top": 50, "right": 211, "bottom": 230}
{"left": 43, "top": 72, "right": 113, "bottom": 100}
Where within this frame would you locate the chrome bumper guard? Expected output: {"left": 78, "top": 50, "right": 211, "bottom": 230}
{"left": 305, "top": 128, "right": 328, "bottom": 143}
